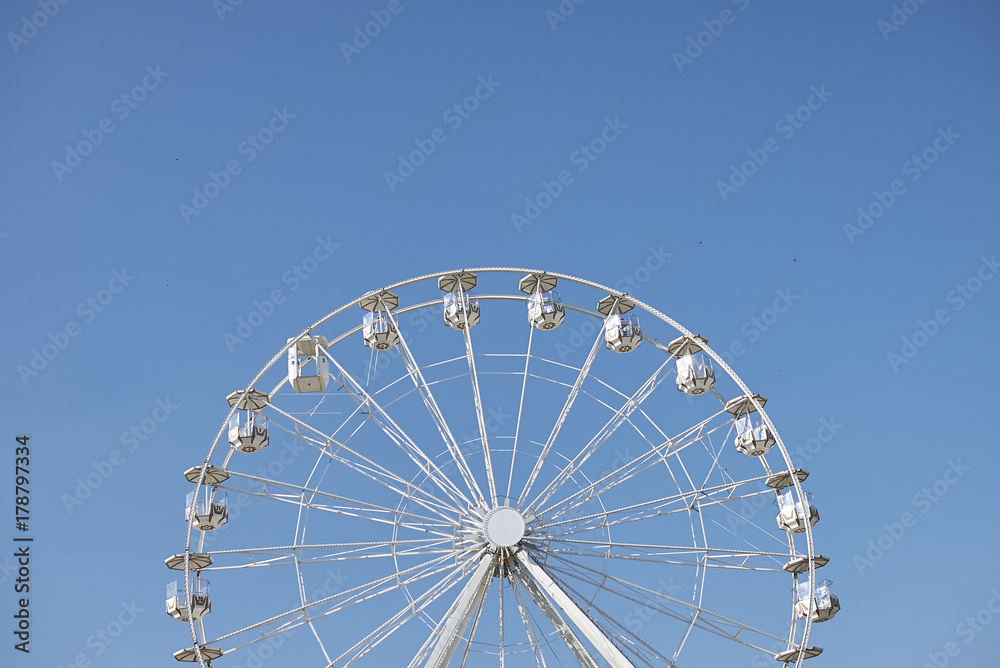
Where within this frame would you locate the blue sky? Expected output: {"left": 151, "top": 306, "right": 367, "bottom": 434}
{"left": 2, "top": 0, "right": 999, "bottom": 666}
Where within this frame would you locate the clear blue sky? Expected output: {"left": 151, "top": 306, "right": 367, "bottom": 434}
{"left": 2, "top": 0, "right": 999, "bottom": 666}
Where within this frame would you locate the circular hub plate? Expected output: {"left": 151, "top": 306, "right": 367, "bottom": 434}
{"left": 483, "top": 507, "right": 525, "bottom": 548}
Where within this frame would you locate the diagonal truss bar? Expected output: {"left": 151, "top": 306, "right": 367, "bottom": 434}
{"left": 389, "top": 311, "right": 488, "bottom": 506}
{"left": 331, "top": 557, "right": 472, "bottom": 666}
{"left": 540, "top": 409, "right": 730, "bottom": 522}
{"left": 518, "top": 328, "right": 605, "bottom": 510}
{"left": 529, "top": 359, "right": 672, "bottom": 512}
{"left": 322, "top": 346, "right": 473, "bottom": 508}
{"left": 544, "top": 540, "right": 790, "bottom": 572}
{"left": 542, "top": 475, "right": 772, "bottom": 537}
{"left": 203, "top": 538, "right": 455, "bottom": 571}
{"left": 514, "top": 550, "right": 635, "bottom": 668}
{"left": 207, "top": 549, "right": 468, "bottom": 649}
{"left": 266, "top": 405, "right": 459, "bottom": 522}
{"left": 220, "top": 469, "right": 455, "bottom": 531}
{"left": 542, "top": 551, "right": 788, "bottom": 650}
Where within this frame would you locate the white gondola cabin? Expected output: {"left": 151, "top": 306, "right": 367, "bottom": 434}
{"left": 596, "top": 293, "right": 641, "bottom": 353}
{"left": 186, "top": 487, "right": 228, "bottom": 531}
{"left": 359, "top": 289, "right": 401, "bottom": 350}
{"left": 443, "top": 292, "right": 480, "bottom": 330}
{"left": 604, "top": 313, "right": 642, "bottom": 353}
{"left": 363, "top": 311, "right": 400, "bottom": 350}
{"left": 439, "top": 272, "right": 480, "bottom": 330}
{"left": 228, "top": 410, "right": 268, "bottom": 453}
{"left": 724, "top": 394, "right": 774, "bottom": 456}
{"left": 774, "top": 489, "right": 819, "bottom": 533}
{"left": 676, "top": 353, "right": 715, "bottom": 395}
{"left": 667, "top": 335, "right": 715, "bottom": 395}
{"left": 734, "top": 415, "right": 775, "bottom": 456}
{"left": 519, "top": 273, "right": 564, "bottom": 331}
{"left": 287, "top": 336, "right": 329, "bottom": 393}
{"left": 526, "top": 291, "right": 565, "bottom": 330}
{"left": 166, "top": 579, "right": 211, "bottom": 622}
{"left": 793, "top": 579, "right": 840, "bottom": 622}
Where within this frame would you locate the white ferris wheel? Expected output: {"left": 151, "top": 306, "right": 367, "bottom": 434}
{"left": 166, "top": 268, "right": 839, "bottom": 667}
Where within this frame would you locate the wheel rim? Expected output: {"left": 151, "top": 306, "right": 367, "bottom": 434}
{"left": 176, "top": 268, "right": 824, "bottom": 667}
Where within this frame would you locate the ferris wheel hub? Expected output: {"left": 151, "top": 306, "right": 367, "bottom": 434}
{"left": 482, "top": 507, "right": 525, "bottom": 548}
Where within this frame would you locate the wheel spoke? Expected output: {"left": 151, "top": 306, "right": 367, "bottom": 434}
{"left": 334, "top": 559, "right": 474, "bottom": 666}
{"left": 203, "top": 538, "right": 456, "bottom": 570}
{"left": 539, "top": 410, "right": 731, "bottom": 522}
{"left": 322, "top": 345, "right": 474, "bottom": 508}
{"left": 391, "top": 313, "right": 488, "bottom": 506}
{"left": 541, "top": 550, "right": 788, "bottom": 650}
{"left": 458, "top": 312, "right": 500, "bottom": 505}
{"left": 266, "top": 405, "right": 460, "bottom": 521}
{"left": 529, "top": 359, "right": 673, "bottom": 512}
{"left": 510, "top": 574, "right": 549, "bottom": 668}
{"left": 517, "top": 326, "right": 605, "bottom": 509}
{"left": 543, "top": 476, "right": 772, "bottom": 535}
{"left": 206, "top": 549, "right": 466, "bottom": 648}
{"left": 498, "top": 562, "right": 506, "bottom": 668}
{"left": 221, "top": 469, "right": 456, "bottom": 528}
{"left": 505, "top": 323, "right": 534, "bottom": 504}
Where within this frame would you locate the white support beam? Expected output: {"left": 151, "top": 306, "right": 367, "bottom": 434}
{"left": 424, "top": 555, "right": 496, "bottom": 668}
{"left": 514, "top": 551, "right": 636, "bottom": 668}
{"left": 511, "top": 559, "right": 599, "bottom": 668}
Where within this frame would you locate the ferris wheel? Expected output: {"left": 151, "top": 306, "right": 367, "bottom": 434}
{"left": 166, "top": 268, "right": 839, "bottom": 667}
